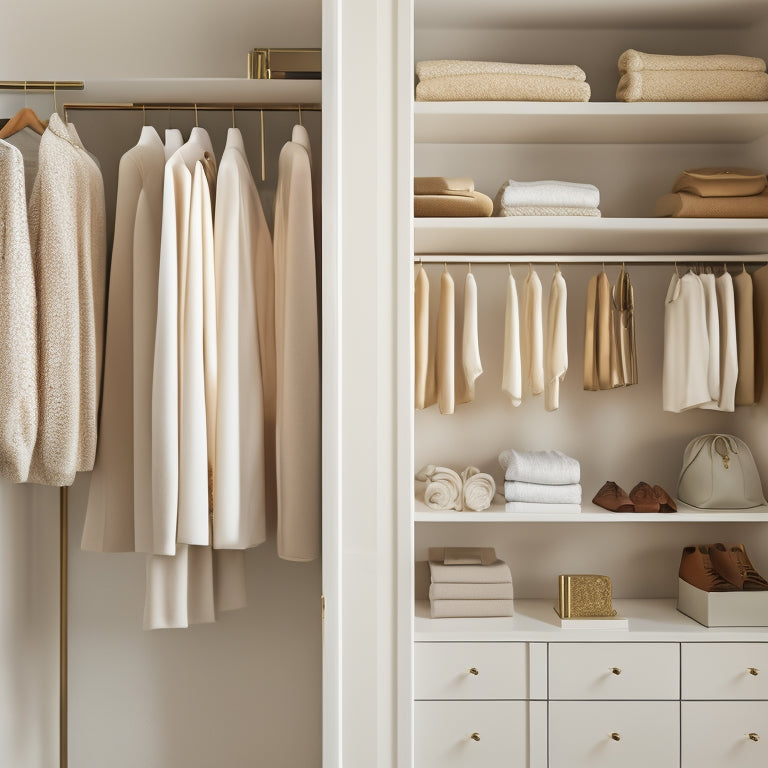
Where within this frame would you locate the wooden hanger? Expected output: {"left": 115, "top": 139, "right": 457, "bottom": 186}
{"left": 0, "top": 106, "right": 47, "bottom": 139}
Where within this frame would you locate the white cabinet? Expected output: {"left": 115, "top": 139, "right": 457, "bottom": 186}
{"left": 682, "top": 643, "right": 768, "bottom": 700}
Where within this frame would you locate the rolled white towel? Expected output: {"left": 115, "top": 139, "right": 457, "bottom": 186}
{"left": 499, "top": 448, "right": 580, "bottom": 484}
{"left": 495, "top": 179, "right": 600, "bottom": 210}
{"left": 416, "top": 464, "right": 463, "bottom": 511}
{"left": 461, "top": 466, "right": 496, "bottom": 512}
{"left": 504, "top": 480, "right": 582, "bottom": 504}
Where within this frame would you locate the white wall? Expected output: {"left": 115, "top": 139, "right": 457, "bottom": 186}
{"left": 0, "top": 5, "right": 322, "bottom": 768}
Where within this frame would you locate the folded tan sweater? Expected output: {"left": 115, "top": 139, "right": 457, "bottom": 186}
{"left": 617, "top": 70, "right": 768, "bottom": 102}
{"left": 655, "top": 188, "right": 768, "bottom": 217}
{"left": 672, "top": 168, "right": 767, "bottom": 198}
{"left": 416, "top": 73, "right": 591, "bottom": 102}
{"left": 619, "top": 49, "right": 766, "bottom": 74}
{"left": 414, "top": 176, "right": 475, "bottom": 196}
{"left": 417, "top": 59, "right": 587, "bottom": 81}
{"left": 415, "top": 192, "right": 493, "bottom": 217}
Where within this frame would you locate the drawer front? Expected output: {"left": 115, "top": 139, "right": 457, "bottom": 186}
{"left": 415, "top": 642, "right": 528, "bottom": 700}
{"left": 415, "top": 700, "right": 531, "bottom": 768}
{"left": 682, "top": 702, "right": 768, "bottom": 768}
{"left": 549, "top": 700, "right": 680, "bottom": 768}
{"left": 549, "top": 642, "right": 679, "bottom": 700}
{"left": 682, "top": 643, "right": 768, "bottom": 700}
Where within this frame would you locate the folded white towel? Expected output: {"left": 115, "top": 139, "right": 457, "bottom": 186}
{"left": 430, "top": 599, "right": 514, "bottom": 618}
{"left": 416, "top": 464, "right": 463, "bottom": 511}
{"left": 499, "top": 448, "right": 581, "bottom": 484}
{"left": 502, "top": 272, "right": 522, "bottom": 406}
{"left": 429, "top": 582, "right": 515, "bottom": 601}
{"left": 496, "top": 205, "right": 601, "bottom": 217}
{"left": 504, "top": 501, "right": 581, "bottom": 514}
{"left": 461, "top": 466, "right": 496, "bottom": 512}
{"left": 496, "top": 180, "right": 600, "bottom": 210}
{"left": 429, "top": 559, "right": 512, "bottom": 584}
{"left": 505, "top": 480, "right": 582, "bottom": 504}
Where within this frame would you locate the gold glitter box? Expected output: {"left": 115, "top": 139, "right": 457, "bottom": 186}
{"left": 557, "top": 574, "right": 617, "bottom": 619}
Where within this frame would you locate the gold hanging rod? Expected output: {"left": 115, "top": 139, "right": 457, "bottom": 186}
{"left": 61, "top": 102, "right": 321, "bottom": 113}
{"left": 415, "top": 254, "right": 768, "bottom": 265}
{"left": 0, "top": 80, "right": 84, "bottom": 91}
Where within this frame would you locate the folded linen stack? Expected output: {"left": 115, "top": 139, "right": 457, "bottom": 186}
{"left": 414, "top": 176, "right": 493, "bottom": 218}
{"left": 655, "top": 167, "right": 768, "bottom": 219}
{"left": 499, "top": 448, "right": 582, "bottom": 513}
{"left": 616, "top": 49, "right": 768, "bottom": 102}
{"left": 428, "top": 547, "right": 514, "bottom": 618}
{"left": 415, "top": 60, "right": 591, "bottom": 102}
{"left": 493, "top": 180, "right": 601, "bottom": 217}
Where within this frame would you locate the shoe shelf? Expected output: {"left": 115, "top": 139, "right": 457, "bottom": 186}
{"left": 414, "top": 598, "right": 768, "bottom": 641}
{"left": 414, "top": 498, "right": 768, "bottom": 523}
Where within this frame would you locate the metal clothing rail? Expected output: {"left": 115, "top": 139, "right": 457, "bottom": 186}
{"left": 414, "top": 254, "right": 768, "bottom": 266}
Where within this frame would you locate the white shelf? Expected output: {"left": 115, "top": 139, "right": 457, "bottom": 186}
{"left": 414, "top": 217, "right": 768, "bottom": 257}
{"left": 414, "top": 499, "right": 768, "bottom": 523}
{"left": 414, "top": 102, "right": 768, "bottom": 145}
{"left": 414, "top": 598, "right": 768, "bottom": 641}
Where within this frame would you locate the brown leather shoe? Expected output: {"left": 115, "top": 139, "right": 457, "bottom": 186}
{"left": 629, "top": 481, "right": 660, "bottom": 513}
{"left": 679, "top": 545, "right": 740, "bottom": 592}
{"left": 593, "top": 481, "right": 634, "bottom": 512}
{"left": 653, "top": 485, "right": 677, "bottom": 513}
{"left": 712, "top": 543, "right": 768, "bottom": 591}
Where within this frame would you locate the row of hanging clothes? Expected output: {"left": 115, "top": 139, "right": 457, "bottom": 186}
{"left": 0, "top": 100, "right": 321, "bottom": 629}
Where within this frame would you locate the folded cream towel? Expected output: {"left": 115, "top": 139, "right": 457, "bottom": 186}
{"left": 497, "top": 205, "right": 601, "bottom": 217}
{"left": 416, "top": 464, "right": 463, "bottom": 510}
{"left": 655, "top": 189, "right": 768, "bottom": 217}
{"left": 414, "top": 176, "right": 475, "bottom": 196}
{"left": 545, "top": 268, "right": 568, "bottom": 411}
{"left": 504, "top": 501, "right": 581, "bottom": 514}
{"left": 417, "top": 59, "right": 587, "bottom": 81}
{"left": 461, "top": 272, "right": 483, "bottom": 401}
{"left": 618, "top": 49, "right": 767, "bottom": 74}
{"left": 461, "top": 466, "right": 496, "bottom": 512}
{"left": 522, "top": 269, "right": 544, "bottom": 397}
{"left": 429, "top": 558, "right": 513, "bottom": 584}
{"left": 415, "top": 192, "right": 494, "bottom": 217}
{"left": 496, "top": 179, "right": 600, "bottom": 210}
{"left": 416, "top": 73, "right": 591, "bottom": 102}
{"left": 499, "top": 448, "right": 581, "bottom": 484}
{"left": 414, "top": 265, "right": 432, "bottom": 409}
{"left": 429, "top": 582, "right": 514, "bottom": 600}
{"left": 504, "top": 480, "right": 582, "bottom": 504}
{"left": 502, "top": 272, "right": 522, "bottom": 406}
{"left": 617, "top": 70, "right": 768, "bottom": 102}
{"left": 430, "top": 599, "right": 514, "bottom": 618}
{"left": 436, "top": 270, "right": 455, "bottom": 414}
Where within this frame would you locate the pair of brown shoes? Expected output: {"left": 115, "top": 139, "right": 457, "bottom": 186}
{"left": 680, "top": 543, "right": 768, "bottom": 592}
{"left": 592, "top": 481, "right": 677, "bottom": 513}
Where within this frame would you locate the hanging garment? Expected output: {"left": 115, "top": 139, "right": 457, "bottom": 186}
{"left": 698, "top": 272, "right": 720, "bottom": 406}
{"left": 435, "top": 269, "right": 455, "bottom": 414}
{"left": 663, "top": 271, "right": 711, "bottom": 412}
{"left": 584, "top": 270, "right": 619, "bottom": 391}
{"left": 26, "top": 113, "right": 106, "bottom": 486}
{"left": 274, "top": 129, "right": 320, "bottom": 561}
{"left": 4, "top": 126, "right": 40, "bottom": 202}
{"left": 521, "top": 269, "right": 544, "bottom": 397}
{"left": 733, "top": 267, "right": 755, "bottom": 405}
{"left": 702, "top": 271, "right": 737, "bottom": 412}
{"left": 583, "top": 274, "right": 599, "bottom": 391}
{"left": 545, "top": 267, "right": 567, "bottom": 411}
{"left": 460, "top": 270, "right": 482, "bottom": 402}
{"left": 164, "top": 128, "right": 183, "bottom": 161}
{"left": 82, "top": 126, "right": 165, "bottom": 553}
{"left": 414, "top": 265, "right": 432, "bottom": 409}
{"left": 754, "top": 264, "right": 768, "bottom": 402}
{"left": 502, "top": 272, "right": 522, "bottom": 406}
{"left": 213, "top": 128, "right": 270, "bottom": 550}
{"left": 0, "top": 140, "right": 37, "bottom": 483}
{"left": 613, "top": 265, "right": 637, "bottom": 386}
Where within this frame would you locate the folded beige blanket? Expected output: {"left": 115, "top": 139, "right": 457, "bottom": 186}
{"left": 429, "top": 559, "right": 512, "bottom": 584}
{"left": 672, "top": 168, "right": 767, "bottom": 198}
{"left": 497, "top": 205, "right": 601, "bottom": 217}
{"left": 619, "top": 49, "right": 766, "bottom": 74}
{"left": 617, "top": 70, "right": 768, "bottom": 102}
{"left": 414, "top": 176, "right": 475, "bottom": 196}
{"left": 416, "top": 73, "right": 591, "bottom": 102}
{"left": 415, "top": 192, "right": 493, "bottom": 217}
{"left": 417, "top": 59, "right": 586, "bottom": 81}
{"left": 430, "top": 599, "right": 514, "bottom": 618}
{"left": 655, "top": 188, "right": 768, "bottom": 217}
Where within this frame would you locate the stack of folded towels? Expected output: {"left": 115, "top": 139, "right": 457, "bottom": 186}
{"left": 655, "top": 167, "right": 768, "bottom": 218}
{"left": 499, "top": 448, "right": 582, "bottom": 513}
{"left": 414, "top": 176, "right": 493, "bottom": 217}
{"left": 616, "top": 49, "right": 768, "bottom": 102}
{"left": 415, "top": 60, "right": 591, "bottom": 102}
{"left": 428, "top": 547, "right": 514, "bottom": 618}
{"left": 493, "top": 180, "right": 601, "bottom": 217}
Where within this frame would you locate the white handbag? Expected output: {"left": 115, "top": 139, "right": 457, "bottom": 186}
{"left": 677, "top": 434, "right": 766, "bottom": 509}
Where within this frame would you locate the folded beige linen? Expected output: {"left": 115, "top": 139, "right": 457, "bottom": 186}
{"left": 497, "top": 205, "right": 600, "bottom": 217}
{"left": 429, "top": 547, "right": 497, "bottom": 565}
{"left": 415, "top": 192, "right": 493, "bottom": 217}
{"left": 430, "top": 599, "right": 514, "bottom": 618}
{"left": 429, "top": 559, "right": 513, "bottom": 584}
{"left": 416, "top": 73, "right": 591, "bottom": 102}
{"left": 429, "top": 582, "right": 515, "bottom": 600}
{"left": 672, "top": 168, "right": 767, "bottom": 198}
{"left": 617, "top": 70, "right": 768, "bottom": 102}
{"left": 655, "top": 188, "right": 768, "bottom": 217}
{"left": 417, "top": 59, "right": 587, "bottom": 81}
{"left": 414, "top": 176, "right": 475, "bottom": 196}
{"left": 618, "top": 49, "right": 766, "bottom": 73}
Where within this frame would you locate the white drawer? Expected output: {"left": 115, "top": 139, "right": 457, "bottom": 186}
{"left": 415, "top": 642, "right": 529, "bottom": 700}
{"left": 682, "top": 643, "right": 768, "bottom": 700}
{"left": 548, "top": 642, "right": 679, "bottom": 700}
{"left": 682, "top": 702, "right": 768, "bottom": 768}
{"left": 549, "top": 700, "right": 680, "bottom": 768}
{"left": 415, "top": 700, "right": 540, "bottom": 768}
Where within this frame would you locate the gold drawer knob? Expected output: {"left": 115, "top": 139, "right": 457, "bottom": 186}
{"left": 611, "top": 667, "right": 622, "bottom": 675}
{"left": 470, "top": 732, "right": 481, "bottom": 742}
{"left": 749, "top": 733, "right": 760, "bottom": 742}
{"left": 610, "top": 732, "right": 621, "bottom": 741}
{"left": 468, "top": 667, "right": 479, "bottom": 676}
{"left": 749, "top": 667, "right": 759, "bottom": 676}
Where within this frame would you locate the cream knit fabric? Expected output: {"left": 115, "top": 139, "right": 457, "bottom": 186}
{"left": 619, "top": 49, "right": 766, "bottom": 73}
{"left": 617, "top": 70, "right": 768, "bottom": 102}
{"left": 416, "top": 59, "right": 587, "bottom": 81}
{"left": 416, "top": 74, "right": 591, "bottom": 102}
{"left": 0, "top": 141, "right": 37, "bottom": 483}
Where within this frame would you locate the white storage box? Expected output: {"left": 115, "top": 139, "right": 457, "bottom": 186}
{"left": 677, "top": 578, "right": 768, "bottom": 627}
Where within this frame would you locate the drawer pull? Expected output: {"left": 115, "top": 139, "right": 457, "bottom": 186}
{"left": 468, "top": 667, "right": 479, "bottom": 676}
{"left": 610, "top": 732, "right": 621, "bottom": 741}
{"left": 611, "top": 667, "right": 622, "bottom": 676}
{"left": 470, "top": 732, "right": 481, "bottom": 742}
{"left": 748, "top": 733, "right": 760, "bottom": 742}
{"left": 749, "top": 667, "right": 760, "bottom": 676}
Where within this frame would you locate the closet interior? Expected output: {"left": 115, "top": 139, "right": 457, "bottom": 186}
{"left": 404, "top": 0, "right": 768, "bottom": 766}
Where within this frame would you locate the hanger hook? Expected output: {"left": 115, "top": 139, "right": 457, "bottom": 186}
{"left": 260, "top": 109, "right": 266, "bottom": 182}
{"left": 443, "top": 262, "right": 448, "bottom": 273}
{"left": 675, "top": 261, "right": 680, "bottom": 277}
{"left": 194, "top": 103, "right": 199, "bottom": 128}
{"left": 298, "top": 103, "right": 302, "bottom": 126}
{"left": 507, "top": 263, "right": 512, "bottom": 276}
{"left": 142, "top": 104, "right": 146, "bottom": 126}
{"left": 167, "top": 104, "right": 172, "bottom": 128}
{"left": 232, "top": 105, "right": 236, "bottom": 129}
{"left": 467, "top": 263, "right": 472, "bottom": 274}
{"left": 23, "top": 80, "right": 28, "bottom": 108}
{"left": 53, "top": 81, "right": 58, "bottom": 117}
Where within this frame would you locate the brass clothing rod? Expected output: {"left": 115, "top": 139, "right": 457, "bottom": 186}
{"left": 0, "top": 80, "right": 84, "bottom": 90}
{"left": 415, "top": 255, "right": 768, "bottom": 265}
{"left": 62, "top": 102, "right": 321, "bottom": 112}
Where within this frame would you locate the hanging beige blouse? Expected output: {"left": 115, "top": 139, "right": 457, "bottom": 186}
{"left": 734, "top": 267, "right": 755, "bottom": 405}
{"left": 502, "top": 272, "right": 522, "bottom": 406}
{"left": 521, "top": 269, "right": 544, "bottom": 397}
{"left": 460, "top": 269, "right": 482, "bottom": 403}
{"left": 545, "top": 267, "right": 567, "bottom": 411}
{"left": 613, "top": 265, "right": 637, "bottom": 387}
{"left": 414, "top": 265, "right": 430, "bottom": 409}
{"left": 436, "top": 269, "right": 455, "bottom": 414}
